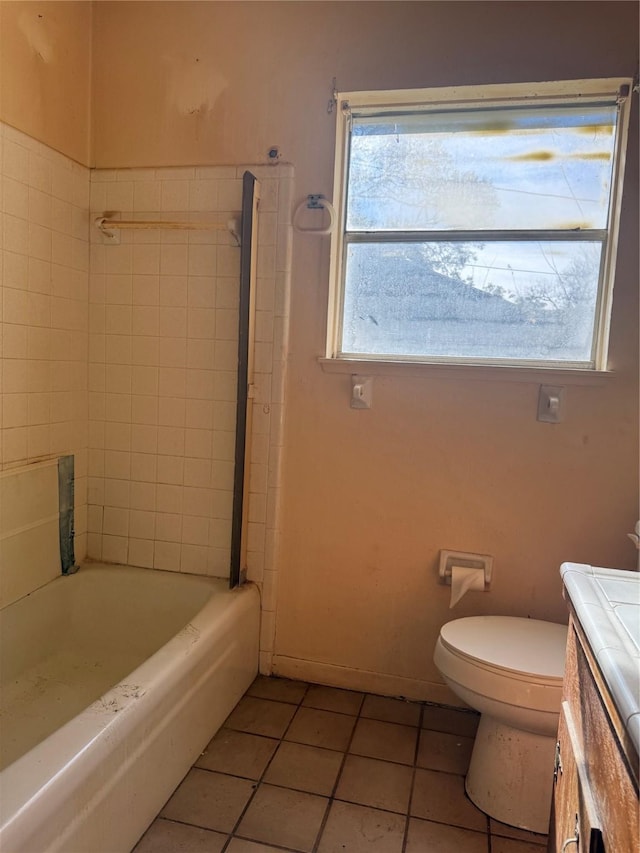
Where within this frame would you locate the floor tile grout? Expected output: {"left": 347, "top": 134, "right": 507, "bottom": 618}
{"left": 400, "top": 701, "right": 424, "bottom": 853}
{"left": 138, "top": 678, "right": 548, "bottom": 853}
{"left": 221, "top": 680, "right": 314, "bottom": 852}
{"left": 310, "top": 687, "right": 365, "bottom": 852}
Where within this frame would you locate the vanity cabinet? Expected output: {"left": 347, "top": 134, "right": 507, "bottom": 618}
{"left": 552, "top": 696, "right": 603, "bottom": 853}
{"left": 549, "top": 566, "right": 639, "bottom": 853}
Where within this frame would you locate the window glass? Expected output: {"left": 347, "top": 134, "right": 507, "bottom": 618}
{"left": 347, "top": 105, "right": 617, "bottom": 232}
{"left": 342, "top": 241, "right": 600, "bottom": 362}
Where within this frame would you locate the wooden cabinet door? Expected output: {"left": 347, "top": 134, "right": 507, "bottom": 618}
{"left": 550, "top": 701, "right": 604, "bottom": 853}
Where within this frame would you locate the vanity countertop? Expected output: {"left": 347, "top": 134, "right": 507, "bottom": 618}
{"left": 560, "top": 562, "right": 640, "bottom": 761}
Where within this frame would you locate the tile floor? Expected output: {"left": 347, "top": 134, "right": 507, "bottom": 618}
{"left": 134, "top": 677, "right": 548, "bottom": 852}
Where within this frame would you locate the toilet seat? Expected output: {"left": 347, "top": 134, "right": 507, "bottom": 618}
{"left": 434, "top": 616, "right": 567, "bottom": 718}
{"left": 439, "top": 616, "right": 567, "bottom": 686}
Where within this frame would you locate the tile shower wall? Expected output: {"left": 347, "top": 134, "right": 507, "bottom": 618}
{"left": 0, "top": 122, "right": 89, "bottom": 562}
{"left": 88, "top": 164, "right": 292, "bottom": 668}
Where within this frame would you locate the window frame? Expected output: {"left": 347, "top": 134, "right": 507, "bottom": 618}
{"left": 326, "top": 79, "right": 633, "bottom": 371}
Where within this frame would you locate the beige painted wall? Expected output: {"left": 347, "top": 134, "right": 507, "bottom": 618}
{"left": 0, "top": 1, "right": 91, "bottom": 165}
{"left": 12, "top": 1, "right": 640, "bottom": 698}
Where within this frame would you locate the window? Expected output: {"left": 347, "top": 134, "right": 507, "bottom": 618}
{"left": 327, "top": 80, "right": 632, "bottom": 370}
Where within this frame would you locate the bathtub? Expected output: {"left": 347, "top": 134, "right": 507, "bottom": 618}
{"left": 0, "top": 562, "right": 260, "bottom": 853}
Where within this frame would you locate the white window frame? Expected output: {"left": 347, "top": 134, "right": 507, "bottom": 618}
{"left": 326, "top": 79, "right": 632, "bottom": 371}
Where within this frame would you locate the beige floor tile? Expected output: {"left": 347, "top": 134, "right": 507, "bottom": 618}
{"left": 134, "top": 818, "right": 227, "bottom": 852}
{"left": 195, "top": 729, "right": 278, "bottom": 779}
{"left": 335, "top": 754, "right": 413, "bottom": 814}
{"left": 285, "top": 706, "right": 356, "bottom": 751}
{"left": 405, "top": 817, "right": 488, "bottom": 852}
{"left": 236, "top": 783, "right": 328, "bottom": 852}
{"left": 490, "top": 819, "right": 547, "bottom": 846}
{"left": 417, "top": 729, "right": 474, "bottom": 775}
{"left": 226, "top": 840, "right": 291, "bottom": 853}
{"left": 247, "top": 675, "right": 308, "bottom": 704}
{"left": 302, "top": 684, "right": 364, "bottom": 715}
{"left": 349, "top": 718, "right": 418, "bottom": 765}
{"left": 224, "top": 695, "right": 297, "bottom": 738}
{"left": 410, "top": 768, "right": 487, "bottom": 832}
{"left": 317, "top": 801, "right": 405, "bottom": 853}
{"left": 160, "top": 768, "right": 255, "bottom": 833}
{"left": 491, "top": 838, "right": 547, "bottom": 853}
{"left": 361, "top": 694, "right": 421, "bottom": 727}
{"left": 263, "top": 741, "right": 343, "bottom": 795}
{"left": 422, "top": 704, "right": 479, "bottom": 737}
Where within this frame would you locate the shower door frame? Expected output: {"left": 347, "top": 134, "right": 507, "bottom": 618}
{"left": 229, "top": 171, "right": 260, "bottom": 588}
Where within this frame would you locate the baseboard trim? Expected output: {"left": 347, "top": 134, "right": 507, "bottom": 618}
{"left": 270, "top": 655, "right": 463, "bottom": 706}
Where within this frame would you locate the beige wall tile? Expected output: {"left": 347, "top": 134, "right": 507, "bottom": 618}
{"left": 0, "top": 126, "right": 89, "bottom": 560}
{"left": 153, "top": 540, "right": 181, "bottom": 572}
{"left": 81, "top": 165, "right": 287, "bottom": 603}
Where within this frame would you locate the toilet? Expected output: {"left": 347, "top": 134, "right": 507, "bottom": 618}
{"left": 433, "top": 615, "right": 567, "bottom": 834}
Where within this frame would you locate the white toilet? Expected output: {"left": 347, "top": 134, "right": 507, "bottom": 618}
{"left": 433, "top": 615, "right": 567, "bottom": 834}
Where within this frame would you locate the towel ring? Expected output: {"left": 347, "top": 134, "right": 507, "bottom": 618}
{"left": 293, "top": 194, "right": 336, "bottom": 235}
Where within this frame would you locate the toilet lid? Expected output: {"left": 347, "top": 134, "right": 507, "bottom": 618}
{"left": 440, "top": 616, "right": 567, "bottom": 680}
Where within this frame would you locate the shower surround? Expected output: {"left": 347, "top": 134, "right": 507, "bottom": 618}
{"left": 1, "top": 118, "right": 292, "bottom": 672}
{"left": 0, "top": 123, "right": 90, "bottom": 560}
{"left": 88, "top": 164, "right": 292, "bottom": 668}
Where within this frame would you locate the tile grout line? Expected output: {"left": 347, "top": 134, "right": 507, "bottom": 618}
{"left": 222, "top": 689, "right": 486, "bottom": 850}
{"left": 242, "top": 687, "right": 454, "bottom": 729}
{"left": 140, "top": 680, "right": 547, "bottom": 852}
{"left": 203, "top": 717, "right": 481, "bottom": 815}
{"left": 221, "top": 680, "right": 313, "bottom": 853}
{"left": 401, "top": 700, "right": 425, "bottom": 853}
{"left": 311, "top": 689, "right": 365, "bottom": 853}
{"left": 153, "top": 792, "right": 496, "bottom": 849}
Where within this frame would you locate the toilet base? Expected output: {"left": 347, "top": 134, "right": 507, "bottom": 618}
{"left": 465, "top": 714, "right": 556, "bottom": 834}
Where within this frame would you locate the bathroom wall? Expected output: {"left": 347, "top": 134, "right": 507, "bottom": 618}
{"left": 91, "top": 1, "right": 639, "bottom": 699}
{"left": 0, "top": 1, "right": 92, "bottom": 570}
{"left": 87, "top": 165, "right": 292, "bottom": 664}
{"left": 0, "top": 1, "right": 292, "bottom": 664}
{"left": 1, "top": 1, "right": 637, "bottom": 698}
{"left": 0, "top": 122, "right": 89, "bottom": 563}
{"left": 0, "top": 1, "right": 92, "bottom": 166}
{"left": 0, "top": 460, "right": 61, "bottom": 608}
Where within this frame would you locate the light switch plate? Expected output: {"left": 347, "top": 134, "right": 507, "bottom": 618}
{"left": 537, "top": 385, "right": 564, "bottom": 423}
{"left": 351, "top": 375, "right": 373, "bottom": 409}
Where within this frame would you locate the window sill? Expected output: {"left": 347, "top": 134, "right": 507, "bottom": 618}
{"left": 318, "top": 357, "right": 613, "bottom": 385}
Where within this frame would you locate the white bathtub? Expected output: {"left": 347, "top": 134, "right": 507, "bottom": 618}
{"left": 0, "top": 563, "right": 260, "bottom": 853}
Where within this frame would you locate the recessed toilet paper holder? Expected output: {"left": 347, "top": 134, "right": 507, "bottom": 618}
{"left": 439, "top": 550, "right": 493, "bottom": 589}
